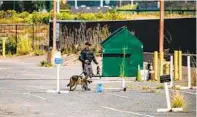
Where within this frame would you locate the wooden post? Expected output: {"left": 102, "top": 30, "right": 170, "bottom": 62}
{"left": 154, "top": 51, "right": 158, "bottom": 80}
{"left": 174, "top": 50, "right": 178, "bottom": 80}
{"left": 178, "top": 50, "right": 182, "bottom": 80}
{"left": 53, "top": 0, "right": 57, "bottom": 51}
{"left": 160, "top": 52, "right": 164, "bottom": 76}
{"left": 159, "top": 0, "right": 164, "bottom": 54}
{"left": 159, "top": 0, "right": 164, "bottom": 77}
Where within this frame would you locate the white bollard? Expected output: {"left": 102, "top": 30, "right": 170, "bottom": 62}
{"left": 187, "top": 56, "right": 191, "bottom": 89}
{"left": 157, "top": 82, "right": 171, "bottom": 112}
{"left": 169, "top": 56, "right": 173, "bottom": 88}
{"left": 47, "top": 51, "right": 69, "bottom": 94}
{"left": 121, "top": 78, "right": 125, "bottom": 89}
{"left": 56, "top": 64, "right": 60, "bottom": 93}
{"left": 180, "top": 56, "right": 192, "bottom": 89}
{"left": 164, "top": 82, "right": 171, "bottom": 110}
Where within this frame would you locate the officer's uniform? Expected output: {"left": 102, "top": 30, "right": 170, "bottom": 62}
{"left": 79, "top": 48, "right": 98, "bottom": 78}
{"left": 79, "top": 46, "right": 98, "bottom": 91}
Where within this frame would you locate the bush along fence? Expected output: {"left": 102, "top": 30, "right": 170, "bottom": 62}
{"left": 49, "top": 22, "right": 110, "bottom": 55}
{"left": 0, "top": 24, "right": 49, "bottom": 56}
{"left": 0, "top": 10, "right": 195, "bottom": 24}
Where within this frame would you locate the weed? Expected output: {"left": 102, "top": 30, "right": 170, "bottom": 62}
{"left": 171, "top": 90, "right": 186, "bottom": 108}
{"left": 120, "top": 47, "right": 127, "bottom": 78}
{"left": 127, "top": 83, "right": 132, "bottom": 89}
{"left": 156, "top": 85, "right": 164, "bottom": 89}
{"left": 40, "top": 60, "right": 53, "bottom": 67}
{"left": 142, "top": 86, "right": 151, "bottom": 90}
{"left": 34, "top": 49, "right": 45, "bottom": 56}
{"left": 172, "top": 86, "right": 181, "bottom": 90}
{"left": 136, "top": 65, "right": 142, "bottom": 82}
{"left": 17, "top": 35, "right": 32, "bottom": 55}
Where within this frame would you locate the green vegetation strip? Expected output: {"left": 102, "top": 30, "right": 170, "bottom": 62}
{"left": 0, "top": 10, "right": 195, "bottom": 24}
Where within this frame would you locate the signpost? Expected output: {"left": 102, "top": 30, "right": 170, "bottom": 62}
{"left": 157, "top": 75, "right": 171, "bottom": 112}
{"left": 47, "top": 51, "right": 69, "bottom": 94}
{"left": 157, "top": 74, "right": 183, "bottom": 112}
{"left": 169, "top": 56, "right": 173, "bottom": 88}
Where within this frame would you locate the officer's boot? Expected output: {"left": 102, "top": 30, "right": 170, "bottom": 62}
{"left": 84, "top": 82, "right": 91, "bottom": 91}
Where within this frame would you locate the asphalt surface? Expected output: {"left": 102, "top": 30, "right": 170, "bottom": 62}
{"left": 0, "top": 55, "right": 196, "bottom": 117}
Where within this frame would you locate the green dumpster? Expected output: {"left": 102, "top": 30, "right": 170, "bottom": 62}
{"left": 100, "top": 26, "right": 143, "bottom": 77}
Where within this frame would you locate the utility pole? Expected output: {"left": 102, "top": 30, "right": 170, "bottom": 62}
{"left": 159, "top": 0, "right": 164, "bottom": 76}
{"left": 53, "top": 0, "right": 56, "bottom": 51}
{"left": 159, "top": 0, "right": 164, "bottom": 53}
{"left": 56, "top": 0, "right": 60, "bottom": 50}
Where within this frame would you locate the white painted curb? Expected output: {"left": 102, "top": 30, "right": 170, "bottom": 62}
{"left": 47, "top": 90, "right": 69, "bottom": 94}
{"left": 157, "top": 108, "right": 171, "bottom": 112}
{"left": 171, "top": 108, "right": 183, "bottom": 112}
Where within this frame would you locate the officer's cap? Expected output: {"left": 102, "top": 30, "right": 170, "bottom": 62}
{"left": 85, "top": 42, "right": 91, "bottom": 46}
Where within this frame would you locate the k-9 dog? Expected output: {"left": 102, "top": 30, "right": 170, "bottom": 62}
{"left": 67, "top": 75, "right": 92, "bottom": 91}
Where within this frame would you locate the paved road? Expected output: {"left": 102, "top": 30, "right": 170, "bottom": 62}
{"left": 0, "top": 55, "right": 196, "bottom": 117}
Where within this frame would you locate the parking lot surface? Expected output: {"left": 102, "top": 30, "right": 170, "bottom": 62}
{"left": 0, "top": 55, "right": 196, "bottom": 117}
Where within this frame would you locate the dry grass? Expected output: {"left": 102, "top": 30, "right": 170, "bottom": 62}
{"left": 127, "top": 83, "right": 132, "bottom": 89}
{"left": 61, "top": 23, "right": 110, "bottom": 55}
{"left": 171, "top": 90, "right": 186, "bottom": 108}
{"left": 172, "top": 86, "right": 181, "bottom": 90}
{"left": 40, "top": 60, "right": 53, "bottom": 67}
{"left": 142, "top": 86, "right": 151, "bottom": 90}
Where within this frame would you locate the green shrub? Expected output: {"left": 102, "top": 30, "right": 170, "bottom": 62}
{"left": 0, "top": 11, "right": 4, "bottom": 18}
{"left": 34, "top": 49, "right": 45, "bottom": 56}
{"left": 5, "top": 10, "right": 17, "bottom": 18}
{"left": 6, "top": 36, "right": 17, "bottom": 55}
{"left": 18, "top": 11, "right": 30, "bottom": 19}
{"left": 0, "top": 36, "right": 17, "bottom": 55}
{"left": 61, "top": 12, "right": 76, "bottom": 20}
{"left": 32, "top": 11, "right": 50, "bottom": 24}
{"left": 17, "top": 35, "right": 32, "bottom": 55}
{"left": 117, "top": 4, "right": 137, "bottom": 10}
{"left": 0, "top": 10, "right": 195, "bottom": 24}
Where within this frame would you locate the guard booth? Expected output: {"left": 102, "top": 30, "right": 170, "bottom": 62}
{"left": 100, "top": 26, "right": 143, "bottom": 77}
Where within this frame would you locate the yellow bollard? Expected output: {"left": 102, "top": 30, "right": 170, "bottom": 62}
{"left": 2, "top": 39, "right": 5, "bottom": 57}
{"left": 178, "top": 50, "right": 182, "bottom": 80}
{"left": 174, "top": 50, "right": 178, "bottom": 80}
{"left": 153, "top": 51, "right": 158, "bottom": 81}
{"left": 164, "top": 63, "right": 170, "bottom": 75}
{"left": 160, "top": 52, "right": 164, "bottom": 76}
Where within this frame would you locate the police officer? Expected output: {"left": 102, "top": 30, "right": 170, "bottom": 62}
{"left": 79, "top": 42, "right": 99, "bottom": 91}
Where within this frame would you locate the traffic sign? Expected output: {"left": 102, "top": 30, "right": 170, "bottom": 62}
{"left": 55, "top": 58, "right": 63, "bottom": 64}
{"left": 160, "top": 75, "right": 171, "bottom": 83}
